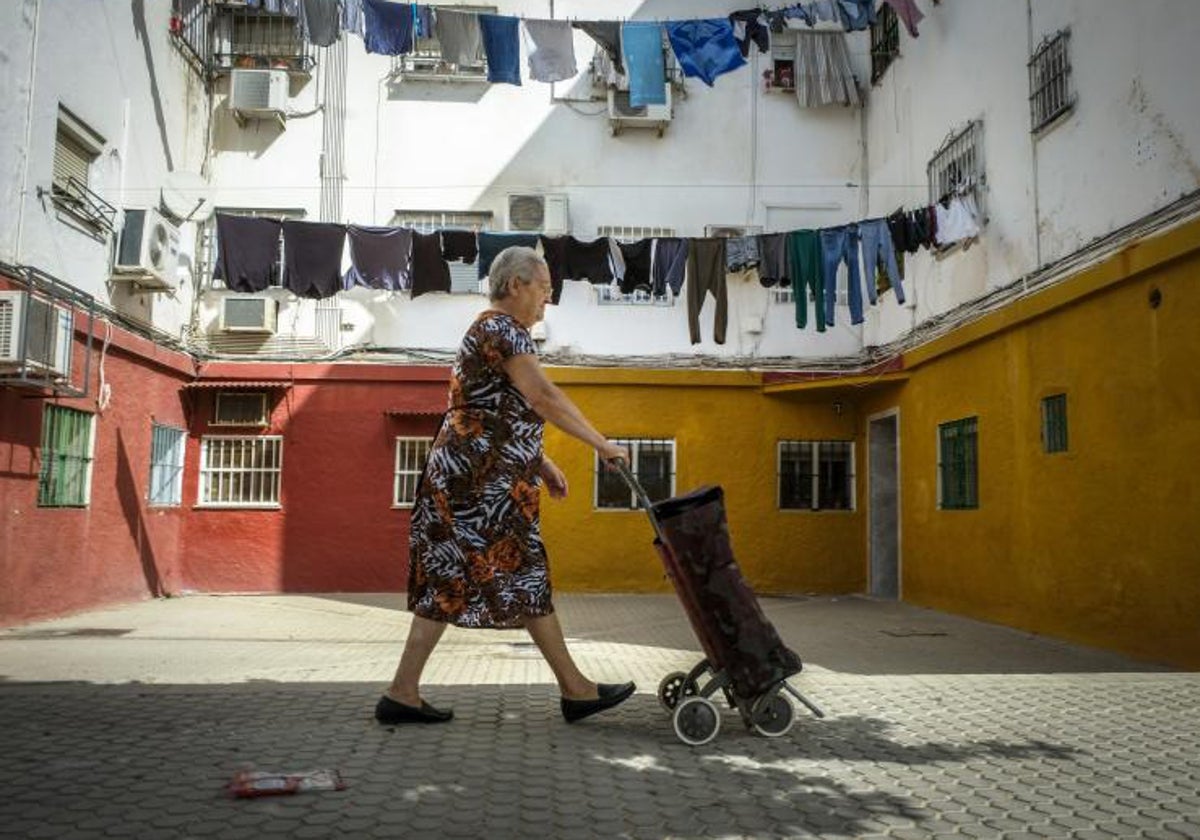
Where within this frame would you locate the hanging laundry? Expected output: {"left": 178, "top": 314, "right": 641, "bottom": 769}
{"left": 794, "top": 31, "right": 860, "bottom": 107}
{"left": 820, "top": 224, "right": 865, "bottom": 325}
{"left": 858, "top": 219, "right": 905, "bottom": 304}
{"left": 282, "top": 220, "right": 346, "bottom": 299}
{"left": 935, "top": 194, "right": 981, "bottom": 247}
{"left": 523, "top": 19, "right": 577, "bottom": 83}
{"left": 686, "top": 238, "right": 728, "bottom": 345}
{"left": 564, "top": 237, "right": 614, "bottom": 285}
{"left": 435, "top": 9, "right": 483, "bottom": 66}
{"left": 607, "top": 238, "right": 626, "bottom": 286}
{"left": 725, "top": 235, "right": 761, "bottom": 271}
{"left": 479, "top": 14, "right": 521, "bottom": 85}
{"left": 883, "top": 0, "right": 924, "bottom": 38}
{"left": 214, "top": 214, "right": 282, "bottom": 293}
{"left": 665, "top": 19, "right": 746, "bottom": 87}
{"left": 809, "top": 0, "right": 838, "bottom": 24}
{"left": 757, "top": 233, "right": 790, "bottom": 288}
{"left": 785, "top": 230, "right": 825, "bottom": 331}
{"left": 651, "top": 237, "right": 688, "bottom": 297}
{"left": 622, "top": 22, "right": 667, "bottom": 107}
{"left": 363, "top": 0, "right": 414, "bottom": 55}
{"left": 617, "top": 239, "right": 653, "bottom": 294}
{"left": 478, "top": 232, "right": 539, "bottom": 278}
{"left": 572, "top": 21, "right": 624, "bottom": 76}
{"left": 301, "top": 0, "right": 340, "bottom": 47}
{"left": 887, "top": 209, "right": 917, "bottom": 255}
{"left": 344, "top": 225, "right": 412, "bottom": 291}
{"left": 441, "top": 229, "right": 477, "bottom": 264}
{"left": 340, "top": 0, "right": 365, "bottom": 37}
{"left": 836, "top": 0, "right": 876, "bottom": 32}
{"left": 538, "top": 235, "right": 568, "bottom": 303}
{"left": 410, "top": 231, "right": 452, "bottom": 297}
{"left": 728, "top": 9, "right": 770, "bottom": 57}
{"left": 414, "top": 5, "right": 435, "bottom": 39}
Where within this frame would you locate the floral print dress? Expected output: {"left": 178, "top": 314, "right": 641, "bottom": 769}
{"left": 407, "top": 311, "right": 552, "bottom": 628}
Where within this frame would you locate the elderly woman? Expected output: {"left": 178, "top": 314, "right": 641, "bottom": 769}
{"left": 376, "top": 246, "right": 635, "bottom": 725}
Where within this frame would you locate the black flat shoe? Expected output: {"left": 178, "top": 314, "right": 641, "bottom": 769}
{"left": 375, "top": 695, "right": 454, "bottom": 724}
{"left": 561, "top": 681, "right": 636, "bottom": 724}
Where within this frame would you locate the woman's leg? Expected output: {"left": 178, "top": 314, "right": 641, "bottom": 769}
{"left": 386, "top": 615, "right": 448, "bottom": 705}
{"left": 524, "top": 612, "right": 598, "bottom": 700}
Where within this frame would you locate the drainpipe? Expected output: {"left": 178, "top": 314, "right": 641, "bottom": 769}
{"left": 14, "top": 0, "right": 43, "bottom": 264}
{"left": 1027, "top": 0, "right": 1041, "bottom": 284}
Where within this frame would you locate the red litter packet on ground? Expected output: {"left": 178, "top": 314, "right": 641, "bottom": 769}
{"left": 228, "top": 769, "right": 346, "bottom": 798}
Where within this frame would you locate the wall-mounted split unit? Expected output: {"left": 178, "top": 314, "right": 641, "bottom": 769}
{"left": 112, "top": 207, "right": 181, "bottom": 289}
{"left": 507, "top": 193, "right": 569, "bottom": 235}
{"left": 229, "top": 69, "right": 289, "bottom": 125}
{"left": 0, "top": 290, "right": 73, "bottom": 380}
{"left": 219, "top": 296, "right": 278, "bottom": 333}
{"left": 608, "top": 88, "right": 672, "bottom": 136}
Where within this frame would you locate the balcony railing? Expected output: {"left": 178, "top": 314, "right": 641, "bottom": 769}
{"left": 48, "top": 177, "right": 117, "bottom": 235}
{"left": 169, "top": 0, "right": 317, "bottom": 83}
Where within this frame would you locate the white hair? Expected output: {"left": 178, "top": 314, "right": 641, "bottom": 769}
{"left": 488, "top": 246, "right": 546, "bottom": 302}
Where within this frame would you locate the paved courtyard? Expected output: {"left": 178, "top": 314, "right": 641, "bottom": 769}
{"left": 0, "top": 593, "right": 1197, "bottom": 839}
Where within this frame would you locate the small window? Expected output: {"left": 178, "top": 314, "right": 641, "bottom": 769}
{"left": 391, "top": 209, "right": 494, "bottom": 294}
{"left": 149, "top": 423, "right": 187, "bottom": 506}
{"left": 202, "top": 207, "right": 305, "bottom": 290}
{"left": 198, "top": 436, "right": 283, "bottom": 507}
{"left": 1029, "top": 29, "right": 1074, "bottom": 134}
{"left": 596, "top": 225, "right": 676, "bottom": 240}
{"left": 778, "top": 441, "right": 854, "bottom": 511}
{"left": 394, "top": 437, "right": 433, "bottom": 507}
{"left": 870, "top": 3, "right": 900, "bottom": 84}
{"left": 595, "top": 439, "right": 675, "bottom": 509}
{"left": 38, "top": 405, "right": 95, "bottom": 508}
{"left": 214, "top": 391, "right": 270, "bottom": 426}
{"left": 928, "top": 119, "right": 987, "bottom": 223}
{"left": 52, "top": 107, "right": 115, "bottom": 233}
{"left": 938, "top": 417, "right": 978, "bottom": 510}
{"left": 768, "top": 35, "right": 796, "bottom": 91}
{"left": 1041, "top": 394, "right": 1068, "bottom": 454}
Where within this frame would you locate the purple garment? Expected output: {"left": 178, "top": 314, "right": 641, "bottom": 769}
{"left": 362, "top": 0, "right": 413, "bottom": 55}
{"left": 213, "top": 213, "right": 281, "bottom": 293}
{"left": 282, "top": 220, "right": 346, "bottom": 299}
{"left": 344, "top": 225, "right": 412, "bottom": 291}
{"left": 883, "top": 0, "right": 924, "bottom": 38}
{"left": 665, "top": 19, "right": 746, "bottom": 87}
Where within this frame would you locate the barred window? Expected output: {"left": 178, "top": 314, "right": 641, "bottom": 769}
{"left": 149, "top": 423, "right": 186, "bottom": 507}
{"left": 198, "top": 436, "right": 283, "bottom": 507}
{"left": 1041, "top": 394, "right": 1068, "bottom": 454}
{"left": 596, "top": 225, "right": 675, "bottom": 240}
{"left": 938, "top": 417, "right": 978, "bottom": 510}
{"left": 870, "top": 3, "right": 900, "bottom": 84}
{"left": 595, "top": 439, "right": 675, "bottom": 509}
{"left": 778, "top": 441, "right": 854, "bottom": 511}
{"left": 391, "top": 209, "right": 493, "bottom": 294}
{"left": 1029, "top": 30, "right": 1074, "bottom": 134}
{"left": 928, "top": 120, "right": 986, "bottom": 222}
{"left": 213, "top": 391, "right": 270, "bottom": 427}
{"left": 38, "top": 405, "right": 95, "bottom": 508}
{"left": 394, "top": 437, "right": 433, "bottom": 507}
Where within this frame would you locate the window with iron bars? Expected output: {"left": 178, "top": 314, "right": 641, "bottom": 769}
{"left": 870, "top": 3, "right": 900, "bottom": 84}
{"left": 391, "top": 5, "right": 496, "bottom": 80}
{"left": 1041, "top": 394, "right": 1068, "bottom": 454}
{"left": 594, "top": 439, "right": 675, "bottom": 510}
{"left": 394, "top": 437, "right": 433, "bottom": 507}
{"left": 199, "top": 208, "right": 306, "bottom": 290}
{"left": 1029, "top": 29, "right": 1074, "bottom": 134}
{"left": 938, "top": 417, "right": 978, "bottom": 510}
{"left": 198, "top": 435, "right": 283, "bottom": 507}
{"left": 778, "top": 441, "right": 854, "bottom": 511}
{"left": 391, "top": 209, "right": 493, "bottom": 294}
{"left": 38, "top": 405, "right": 95, "bottom": 508}
{"left": 212, "top": 2, "right": 316, "bottom": 75}
{"left": 51, "top": 108, "right": 115, "bottom": 234}
{"left": 149, "top": 423, "right": 186, "bottom": 507}
{"left": 927, "top": 119, "right": 987, "bottom": 224}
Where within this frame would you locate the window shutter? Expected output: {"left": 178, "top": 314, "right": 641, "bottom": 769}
{"left": 54, "top": 129, "right": 93, "bottom": 189}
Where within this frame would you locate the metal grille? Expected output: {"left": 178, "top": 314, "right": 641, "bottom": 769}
{"left": 214, "top": 391, "right": 269, "bottom": 426}
{"left": 1041, "top": 394, "right": 1068, "bottom": 454}
{"left": 199, "top": 436, "right": 283, "bottom": 507}
{"left": 928, "top": 120, "right": 986, "bottom": 220}
{"left": 212, "top": 3, "right": 316, "bottom": 75}
{"left": 393, "top": 437, "right": 433, "bottom": 507}
{"left": 149, "top": 423, "right": 186, "bottom": 507}
{"left": 38, "top": 405, "right": 94, "bottom": 508}
{"left": 938, "top": 417, "right": 978, "bottom": 509}
{"left": 596, "top": 285, "right": 675, "bottom": 307}
{"left": 595, "top": 439, "right": 675, "bottom": 509}
{"left": 391, "top": 210, "right": 493, "bottom": 294}
{"left": 870, "top": 3, "right": 900, "bottom": 84}
{"left": 778, "top": 440, "right": 854, "bottom": 511}
{"left": 1029, "top": 29, "right": 1074, "bottom": 133}
{"left": 596, "top": 225, "right": 675, "bottom": 240}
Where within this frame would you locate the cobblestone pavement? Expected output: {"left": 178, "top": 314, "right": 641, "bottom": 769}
{"left": 1, "top": 594, "right": 1197, "bottom": 839}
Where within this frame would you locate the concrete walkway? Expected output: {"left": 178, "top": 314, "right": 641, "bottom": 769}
{"left": 0, "top": 593, "right": 1196, "bottom": 839}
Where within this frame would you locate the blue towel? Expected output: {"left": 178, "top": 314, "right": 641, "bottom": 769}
{"left": 362, "top": 0, "right": 413, "bottom": 55}
{"left": 479, "top": 14, "right": 521, "bottom": 85}
{"left": 622, "top": 22, "right": 666, "bottom": 106}
{"left": 665, "top": 19, "right": 746, "bottom": 87}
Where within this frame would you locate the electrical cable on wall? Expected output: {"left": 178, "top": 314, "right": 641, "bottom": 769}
{"left": 96, "top": 320, "right": 113, "bottom": 414}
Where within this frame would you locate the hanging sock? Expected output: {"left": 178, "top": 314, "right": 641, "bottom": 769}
{"left": 479, "top": 14, "right": 521, "bottom": 85}
{"left": 344, "top": 225, "right": 412, "bottom": 291}
{"left": 362, "top": 0, "right": 413, "bottom": 55}
{"left": 665, "top": 19, "right": 746, "bottom": 87}
{"left": 572, "top": 21, "right": 624, "bottom": 75}
{"left": 622, "top": 22, "right": 667, "bottom": 106}
{"left": 523, "top": 19, "right": 577, "bottom": 83}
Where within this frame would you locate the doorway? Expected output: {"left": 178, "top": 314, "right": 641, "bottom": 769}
{"left": 868, "top": 411, "right": 900, "bottom": 598}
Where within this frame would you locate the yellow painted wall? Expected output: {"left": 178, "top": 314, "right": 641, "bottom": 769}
{"left": 539, "top": 370, "right": 866, "bottom": 596}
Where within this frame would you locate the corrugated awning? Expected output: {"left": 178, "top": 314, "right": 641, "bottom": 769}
{"left": 181, "top": 380, "right": 292, "bottom": 390}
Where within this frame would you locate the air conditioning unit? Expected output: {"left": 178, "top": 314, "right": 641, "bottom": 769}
{"left": 0, "top": 290, "right": 73, "bottom": 379}
{"left": 607, "top": 88, "right": 672, "bottom": 136}
{"left": 113, "top": 208, "right": 181, "bottom": 289}
{"left": 219, "top": 296, "right": 278, "bottom": 333}
{"left": 507, "top": 193, "right": 569, "bottom": 235}
{"left": 229, "top": 69, "right": 289, "bottom": 119}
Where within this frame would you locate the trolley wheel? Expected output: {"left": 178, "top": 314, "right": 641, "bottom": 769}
{"left": 672, "top": 696, "right": 721, "bottom": 746}
{"left": 657, "top": 671, "right": 697, "bottom": 712}
{"left": 751, "top": 693, "right": 796, "bottom": 738}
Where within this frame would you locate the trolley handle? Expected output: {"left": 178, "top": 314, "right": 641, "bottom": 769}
{"left": 608, "top": 457, "right": 667, "bottom": 543}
